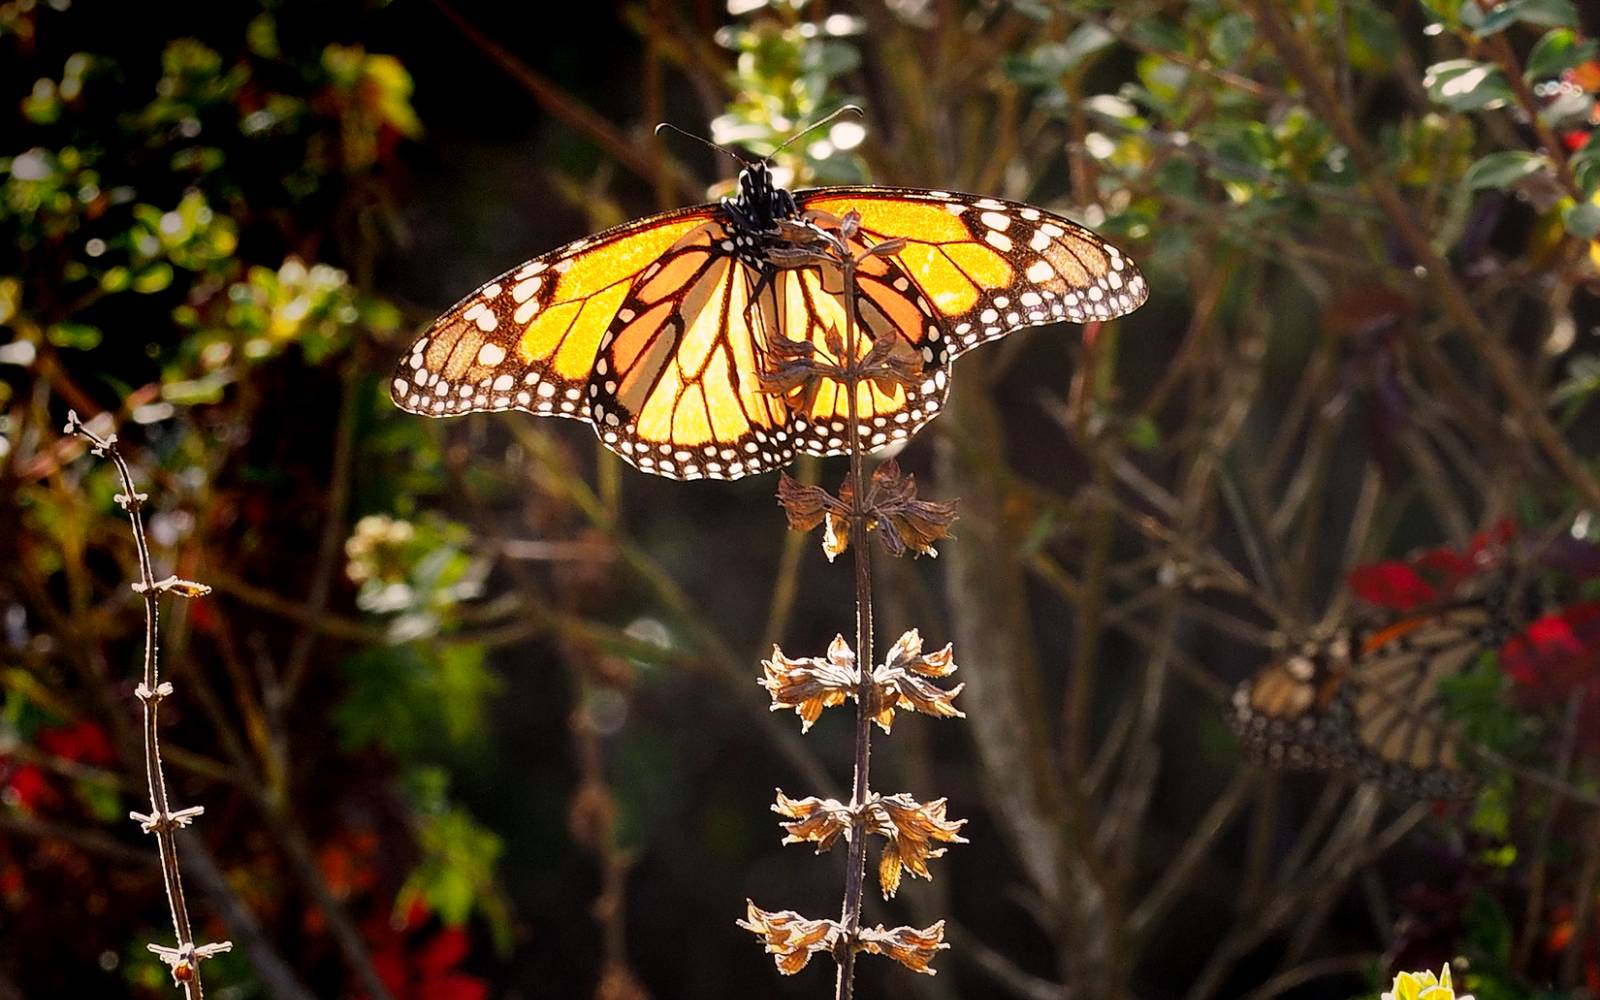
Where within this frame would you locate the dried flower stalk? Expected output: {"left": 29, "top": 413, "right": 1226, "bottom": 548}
{"left": 67, "top": 411, "right": 233, "bottom": 996}
{"left": 743, "top": 213, "right": 964, "bottom": 998}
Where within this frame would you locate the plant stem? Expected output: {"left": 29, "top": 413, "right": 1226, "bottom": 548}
{"left": 70, "top": 417, "right": 230, "bottom": 998}
{"left": 121, "top": 455, "right": 204, "bottom": 999}
{"left": 834, "top": 252, "right": 876, "bottom": 1000}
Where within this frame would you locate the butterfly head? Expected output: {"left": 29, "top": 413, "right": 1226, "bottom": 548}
{"left": 728, "top": 160, "right": 800, "bottom": 235}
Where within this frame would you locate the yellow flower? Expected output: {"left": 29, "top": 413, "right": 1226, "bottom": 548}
{"left": 1382, "top": 964, "right": 1472, "bottom": 1000}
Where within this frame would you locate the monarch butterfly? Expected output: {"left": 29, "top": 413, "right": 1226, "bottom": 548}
{"left": 391, "top": 115, "right": 1148, "bottom": 480}
{"left": 1228, "top": 597, "right": 1518, "bottom": 801}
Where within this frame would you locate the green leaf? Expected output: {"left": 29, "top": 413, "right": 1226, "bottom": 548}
{"left": 1465, "top": 0, "right": 1578, "bottom": 35}
{"left": 1469, "top": 774, "right": 1513, "bottom": 840}
{"left": 396, "top": 773, "right": 513, "bottom": 952}
{"left": 1422, "top": 59, "right": 1515, "bottom": 110}
{"left": 1124, "top": 414, "right": 1161, "bottom": 451}
{"left": 1208, "top": 13, "right": 1254, "bottom": 65}
{"left": 1439, "top": 651, "right": 1528, "bottom": 753}
{"left": 1513, "top": 0, "right": 1579, "bottom": 28}
{"left": 0, "top": 277, "right": 20, "bottom": 326}
{"left": 1058, "top": 22, "right": 1116, "bottom": 72}
{"left": 1525, "top": 27, "right": 1596, "bottom": 80}
{"left": 1348, "top": 5, "right": 1401, "bottom": 69}
{"left": 45, "top": 322, "right": 101, "bottom": 349}
{"left": 1555, "top": 352, "right": 1600, "bottom": 422}
{"left": 1462, "top": 150, "right": 1549, "bottom": 190}
{"left": 1574, "top": 144, "right": 1600, "bottom": 197}
{"left": 75, "top": 780, "right": 121, "bottom": 823}
{"left": 1006, "top": 26, "right": 1116, "bottom": 87}
{"left": 1563, "top": 200, "right": 1600, "bottom": 238}
{"left": 98, "top": 266, "right": 130, "bottom": 293}
{"left": 131, "top": 262, "right": 173, "bottom": 294}
{"left": 1129, "top": 17, "right": 1186, "bottom": 54}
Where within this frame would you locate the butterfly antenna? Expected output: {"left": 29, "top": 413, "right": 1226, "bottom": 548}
{"left": 653, "top": 122, "right": 750, "bottom": 169}
{"left": 768, "top": 104, "right": 865, "bottom": 159}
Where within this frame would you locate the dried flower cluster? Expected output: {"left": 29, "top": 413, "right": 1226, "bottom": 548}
{"left": 777, "top": 459, "right": 958, "bottom": 562}
{"left": 737, "top": 901, "right": 949, "bottom": 977}
{"left": 770, "top": 786, "right": 968, "bottom": 899}
{"left": 761, "top": 630, "right": 964, "bottom": 735}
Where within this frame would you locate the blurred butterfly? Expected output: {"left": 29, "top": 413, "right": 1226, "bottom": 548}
{"left": 391, "top": 110, "right": 1148, "bottom": 480}
{"left": 1228, "top": 597, "right": 1519, "bottom": 801}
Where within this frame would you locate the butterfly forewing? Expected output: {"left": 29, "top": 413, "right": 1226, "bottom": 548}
{"left": 797, "top": 186, "right": 1149, "bottom": 356}
{"left": 392, "top": 204, "right": 722, "bottom": 422}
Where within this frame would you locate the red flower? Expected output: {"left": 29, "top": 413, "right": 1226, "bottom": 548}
{"left": 362, "top": 900, "right": 488, "bottom": 1000}
{"left": 1348, "top": 520, "right": 1515, "bottom": 610}
{"left": 35, "top": 721, "right": 115, "bottom": 766}
{"left": 1349, "top": 562, "right": 1439, "bottom": 611}
{"left": 1500, "top": 601, "right": 1600, "bottom": 753}
{"left": 0, "top": 762, "right": 57, "bottom": 813}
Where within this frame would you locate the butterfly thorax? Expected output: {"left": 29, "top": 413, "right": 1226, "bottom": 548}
{"left": 719, "top": 163, "right": 802, "bottom": 267}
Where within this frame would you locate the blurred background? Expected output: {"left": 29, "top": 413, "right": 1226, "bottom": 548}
{"left": 5, "top": 0, "right": 1600, "bottom": 997}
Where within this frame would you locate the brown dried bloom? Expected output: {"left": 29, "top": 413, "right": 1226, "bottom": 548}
{"left": 762, "top": 632, "right": 963, "bottom": 734}
{"left": 858, "top": 921, "right": 950, "bottom": 975}
{"left": 863, "top": 459, "right": 959, "bottom": 558}
{"left": 778, "top": 461, "right": 958, "bottom": 561}
{"left": 737, "top": 901, "right": 843, "bottom": 975}
{"left": 776, "top": 472, "right": 851, "bottom": 562}
{"left": 867, "top": 793, "right": 968, "bottom": 898}
{"left": 772, "top": 789, "right": 855, "bottom": 852}
{"left": 759, "top": 634, "right": 856, "bottom": 731}
{"left": 757, "top": 330, "right": 823, "bottom": 397}
{"left": 775, "top": 472, "right": 832, "bottom": 533}
{"left": 868, "top": 629, "right": 964, "bottom": 733}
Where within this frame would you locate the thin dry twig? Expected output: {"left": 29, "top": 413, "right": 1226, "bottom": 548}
{"left": 65, "top": 411, "right": 233, "bottom": 996}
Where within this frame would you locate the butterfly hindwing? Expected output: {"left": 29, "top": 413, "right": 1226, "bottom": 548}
{"left": 1341, "top": 609, "right": 1492, "bottom": 799}
{"left": 1230, "top": 635, "right": 1362, "bottom": 774}
{"left": 588, "top": 221, "right": 797, "bottom": 479}
{"left": 796, "top": 186, "right": 1149, "bottom": 357}
{"left": 758, "top": 237, "right": 951, "bottom": 458}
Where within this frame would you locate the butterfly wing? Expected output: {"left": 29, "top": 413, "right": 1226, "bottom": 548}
{"left": 395, "top": 184, "right": 1151, "bottom": 479}
{"left": 1229, "top": 637, "right": 1363, "bottom": 774}
{"left": 1230, "top": 609, "right": 1494, "bottom": 800}
{"left": 586, "top": 221, "right": 795, "bottom": 479}
{"left": 796, "top": 186, "right": 1149, "bottom": 358}
{"left": 1339, "top": 609, "right": 1493, "bottom": 800}
{"left": 758, "top": 237, "right": 951, "bottom": 458}
{"left": 392, "top": 203, "right": 724, "bottom": 423}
